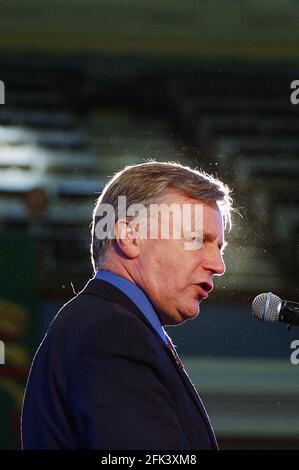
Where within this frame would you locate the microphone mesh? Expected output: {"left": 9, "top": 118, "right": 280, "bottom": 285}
{"left": 252, "top": 292, "right": 282, "bottom": 322}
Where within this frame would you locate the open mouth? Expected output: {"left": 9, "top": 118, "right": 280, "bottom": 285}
{"left": 193, "top": 282, "right": 213, "bottom": 299}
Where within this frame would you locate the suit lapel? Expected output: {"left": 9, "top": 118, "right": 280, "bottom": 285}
{"left": 164, "top": 332, "right": 218, "bottom": 449}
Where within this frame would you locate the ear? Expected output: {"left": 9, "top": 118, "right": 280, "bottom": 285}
{"left": 114, "top": 219, "right": 140, "bottom": 259}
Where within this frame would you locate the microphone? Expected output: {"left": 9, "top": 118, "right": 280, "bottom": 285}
{"left": 252, "top": 292, "right": 299, "bottom": 326}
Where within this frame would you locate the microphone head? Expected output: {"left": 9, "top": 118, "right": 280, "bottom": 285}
{"left": 252, "top": 292, "right": 282, "bottom": 322}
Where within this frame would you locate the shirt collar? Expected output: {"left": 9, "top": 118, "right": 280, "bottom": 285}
{"left": 95, "top": 270, "right": 168, "bottom": 345}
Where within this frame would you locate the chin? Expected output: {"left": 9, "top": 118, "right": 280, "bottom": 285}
{"left": 179, "top": 300, "right": 201, "bottom": 323}
{"left": 161, "top": 300, "right": 200, "bottom": 326}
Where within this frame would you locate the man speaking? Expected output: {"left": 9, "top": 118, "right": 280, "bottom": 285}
{"left": 22, "top": 161, "right": 233, "bottom": 450}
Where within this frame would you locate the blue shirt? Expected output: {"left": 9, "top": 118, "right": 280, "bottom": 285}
{"left": 95, "top": 270, "right": 168, "bottom": 345}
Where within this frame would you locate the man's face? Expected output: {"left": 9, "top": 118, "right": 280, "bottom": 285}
{"left": 135, "top": 192, "right": 226, "bottom": 326}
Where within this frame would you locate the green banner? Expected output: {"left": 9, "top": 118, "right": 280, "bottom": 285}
{"left": 0, "top": 231, "right": 38, "bottom": 449}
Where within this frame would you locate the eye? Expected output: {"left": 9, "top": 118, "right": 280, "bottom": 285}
{"left": 184, "top": 234, "right": 203, "bottom": 248}
{"left": 189, "top": 236, "right": 203, "bottom": 248}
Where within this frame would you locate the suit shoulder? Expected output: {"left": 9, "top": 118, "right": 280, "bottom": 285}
{"left": 51, "top": 291, "right": 115, "bottom": 329}
{"left": 53, "top": 289, "right": 146, "bottom": 326}
{"left": 47, "top": 290, "right": 156, "bottom": 350}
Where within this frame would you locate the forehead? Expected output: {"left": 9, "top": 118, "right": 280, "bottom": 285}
{"left": 157, "top": 191, "right": 224, "bottom": 239}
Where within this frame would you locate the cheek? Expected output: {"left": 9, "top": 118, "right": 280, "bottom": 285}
{"left": 145, "top": 241, "right": 187, "bottom": 288}
{"left": 149, "top": 257, "right": 176, "bottom": 293}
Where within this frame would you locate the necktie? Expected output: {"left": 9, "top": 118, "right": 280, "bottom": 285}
{"left": 166, "top": 335, "right": 185, "bottom": 372}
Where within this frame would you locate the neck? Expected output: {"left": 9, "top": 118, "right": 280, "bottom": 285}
{"left": 98, "top": 258, "right": 136, "bottom": 285}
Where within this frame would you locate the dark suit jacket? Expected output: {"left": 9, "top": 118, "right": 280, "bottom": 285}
{"left": 22, "top": 279, "right": 218, "bottom": 450}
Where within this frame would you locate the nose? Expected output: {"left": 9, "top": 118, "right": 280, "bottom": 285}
{"left": 202, "top": 249, "right": 226, "bottom": 276}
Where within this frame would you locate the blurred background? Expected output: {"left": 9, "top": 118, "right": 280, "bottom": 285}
{"left": 0, "top": 0, "right": 299, "bottom": 450}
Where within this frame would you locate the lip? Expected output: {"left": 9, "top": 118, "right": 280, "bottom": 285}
{"left": 192, "top": 284, "right": 210, "bottom": 299}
